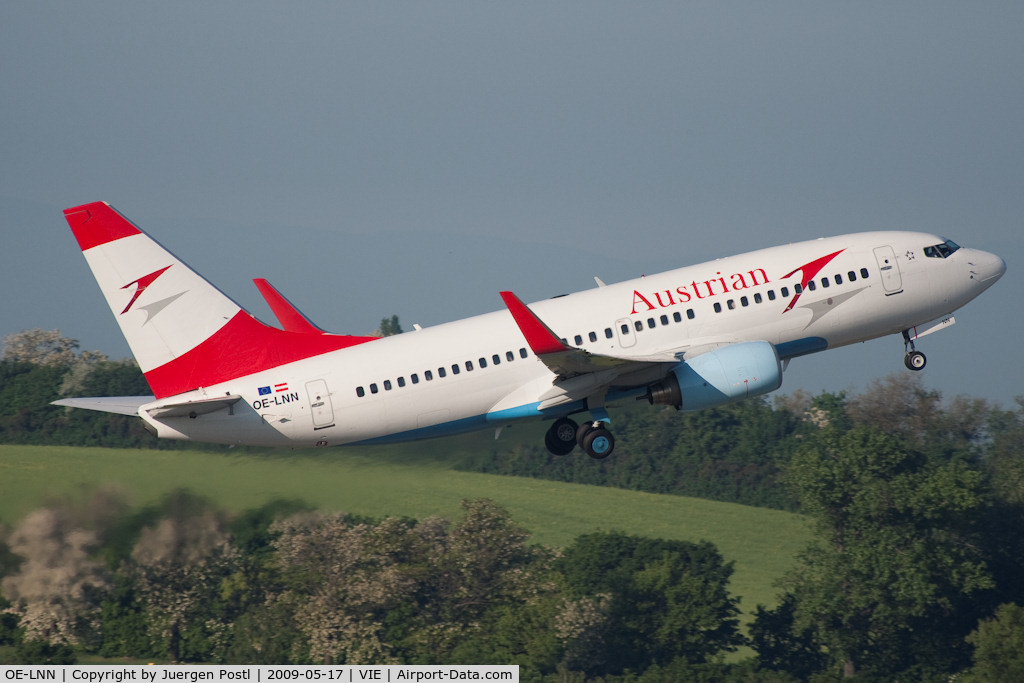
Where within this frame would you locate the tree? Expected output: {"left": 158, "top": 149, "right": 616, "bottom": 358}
{"left": 0, "top": 505, "right": 111, "bottom": 649}
{"left": 376, "top": 315, "right": 403, "bottom": 337}
{"left": 768, "top": 426, "right": 993, "bottom": 679}
{"left": 557, "top": 532, "right": 743, "bottom": 676}
{"left": 2, "top": 329, "right": 81, "bottom": 366}
{"left": 965, "top": 603, "right": 1024, "bottom": 682}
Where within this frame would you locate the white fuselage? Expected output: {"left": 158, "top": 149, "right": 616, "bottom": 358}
{"left": 139, "top": 231, "right": 1004, "bottom": 448}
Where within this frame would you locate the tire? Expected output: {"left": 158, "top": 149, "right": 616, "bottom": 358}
{"left": 904, "top": 351, "right": 927, "bottom": 371}
{"left": 582, "top": 427, "right": 615, "bottom": 459}
{"left": 545, "top": 417, "right": 578, "bottom": 456}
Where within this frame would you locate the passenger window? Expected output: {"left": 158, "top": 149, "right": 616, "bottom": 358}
{"left": 754, "top": 293, "right": 762, "bottom": 304}
{"left": 861, "top": 268, "right": 869, "bottom": 278}
{"left": 727, "top": 299, "right": 736, "bottom": 310}
{"left": 506, "top": 351, "right": 514, "bottom": 361}
{"left": 794, "top": 284, "right": 802, "bottom": 294}
{"left": 466, "top": 361, "right": 474, "bottom": 371}
{"left": 574, "top": 334, "right": 583, "bottom": 345}
{"left": 635, "top": 321, "right": 643, "bottom": 332}
{"left": 807, "top": 281, "right": 816, "bottom": 291}
{"left": 438, "top": 367, "right": 446, "bottom": 378}
{"left": 848, "top": 270, "right": 857, "bottom": 282}
{"left": 647, "top": 318, "right": 656, "bottom": 329}
{"left": 451, "top": 364, "right": 460, "bottom": 375}
{"left": 478, "top": 358, "right": 486, "bottom": 369}
{"left": 370, "top": 383, "right": 379, "bottom": 394}
{"left": 835, "top": 274, "right": 843, "bottom": 285}
{"left": 492, "top": 354, "right": 501, "bottom": 365}
{"left": 384, "top": 380, "right": 392, "bottom": 391}
{"left": 660, "top": 314, "right": 669, "bottom": 326}
{"left": 356, "top": 386, "right": 365, "bottom": 398}
{"left": 520, "top": 348, "right": 528, "bottom": 358}
{"left": 605, "top": 328, "right": 613, "bottom": 339}
{"left": 781, "top": 287, "right": 790, "bottom": 297}
{"left": 820, "top": 277, "right": 829, "bottom": 288}
{"left": 714, "top": 302, "right": 722, "bottom": 313}
{"left": 767, "top": 290, "right": 776, "bottom": 301}
{"left": 589, "top": 331, "right": 597, "bottom": 342}
{"left": 673, "top": 312, "right": 682, "bottom": 323}
{"left": 687, "top": 309, "right": 695, "bottom": 319}
{"left": 741, "top": 296, "right": 749, "bottom": 307}
{"left": 411, "top": 374, "right": 419, "bottom": 384}
{"left": 425, "top": 370, "right": 434, "bottom": 381}
{"left": 397, "top": 377, "right": 406, "bottom": 388}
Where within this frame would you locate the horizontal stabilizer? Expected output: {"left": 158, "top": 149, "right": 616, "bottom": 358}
{"left": 144, "top": 395, "right": 242, "bottom": 418}
{"left": 52, "top": 396, "right": 154, "bottom": 416}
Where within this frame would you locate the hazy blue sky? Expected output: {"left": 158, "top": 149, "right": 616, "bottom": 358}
{"left": 2, "top": 2, "right": 1021, "bottom": 406}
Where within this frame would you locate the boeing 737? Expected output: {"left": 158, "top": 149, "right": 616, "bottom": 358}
{"left": 54, "top": 202, "right": 1005, "bottom": 458}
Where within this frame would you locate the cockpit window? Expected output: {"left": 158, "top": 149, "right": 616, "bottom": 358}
{"left": 924, "top": 239, "right": 961, "bottom": 259}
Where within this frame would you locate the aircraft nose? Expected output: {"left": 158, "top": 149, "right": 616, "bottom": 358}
{"left": 971, "top": 249, "right": 1006, "bottom": 284}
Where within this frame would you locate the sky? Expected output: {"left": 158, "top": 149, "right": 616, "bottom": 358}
{"left": 2, "top": 2, "right": 1022, "bottom": 407}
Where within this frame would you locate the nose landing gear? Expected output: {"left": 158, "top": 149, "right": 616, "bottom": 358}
{"left": 902, "top": 330, "right": 927, "bottom": 371}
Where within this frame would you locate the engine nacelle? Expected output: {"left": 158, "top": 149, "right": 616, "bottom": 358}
{"left": 646, "top": 340, "right": 782, "bottom": 412}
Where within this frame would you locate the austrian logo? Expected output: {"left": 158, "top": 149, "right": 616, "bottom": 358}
{"left": 120, "top": 265, "right": 173, "bottom": 314}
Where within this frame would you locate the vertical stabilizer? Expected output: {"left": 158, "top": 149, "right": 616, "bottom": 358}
{"left": 64, "top": 202, "right": 375, "bottom": 398}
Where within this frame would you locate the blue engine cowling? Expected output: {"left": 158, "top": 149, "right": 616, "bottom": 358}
{"left": 646, "top": 340, "right": 782, "bottom": 411}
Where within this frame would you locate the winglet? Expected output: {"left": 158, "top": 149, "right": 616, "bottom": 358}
{"left": 499, "top": 291, "right": 572, "bottom": 356}
{"left": 253, "top": 278, "right": 327, "bottom": 334}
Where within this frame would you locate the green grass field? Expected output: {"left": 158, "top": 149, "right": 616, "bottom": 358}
{"left": 0, "top": 439, "right": 811, "bottom": 622}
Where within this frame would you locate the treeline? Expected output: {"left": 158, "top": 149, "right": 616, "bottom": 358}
{"left": 1, "top": 493, "right": 750, "bottom": 680}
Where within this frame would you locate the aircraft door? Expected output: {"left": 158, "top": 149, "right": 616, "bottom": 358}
{"left": 305, "top": 379, "right": 335, "bottom": 429}
{"left": 614, "top": 318, "right": 637, "bottom": 348}
{"left": 873, "top": 246, "right": 904, "bottom": 294}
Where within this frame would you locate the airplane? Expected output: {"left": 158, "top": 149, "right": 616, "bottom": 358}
{"left": 54, "top": 201, "right": 1006, "bottom": 459}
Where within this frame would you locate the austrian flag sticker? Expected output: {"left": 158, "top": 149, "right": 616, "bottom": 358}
{"left": 257, "top": 383, "right": 290, "bottom": 395}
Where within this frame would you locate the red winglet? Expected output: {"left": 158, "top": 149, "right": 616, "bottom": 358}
{"left": 500, "top": 291, "right": 572, "bottom": 356}
{"left": 253, "top": 278, "right": 327, "bottom": 334}
{"left": 64, "top": 202, "right": 142, "bottom": 252}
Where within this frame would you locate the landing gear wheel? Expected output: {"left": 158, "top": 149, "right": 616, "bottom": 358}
{"left": 545, "top": 417, "right": 578, "bottom": 456}
{"left": 582, "top": 427, "right": 615, "bottom": 459}
{"left": 904, "top": 351, "right": 927, "bottom": 371}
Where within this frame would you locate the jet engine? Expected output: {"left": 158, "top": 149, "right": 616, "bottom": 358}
{"left": 645, "top": 340, "right": 782, "bottom": 411}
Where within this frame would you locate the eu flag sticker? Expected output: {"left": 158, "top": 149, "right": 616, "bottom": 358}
{"left": 258, "top": 386, "right": 272, "bottom": 396}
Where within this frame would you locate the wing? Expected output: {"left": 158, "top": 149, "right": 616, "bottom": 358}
{"left": 498, "top": 291, "right": 679, "bottom": 410}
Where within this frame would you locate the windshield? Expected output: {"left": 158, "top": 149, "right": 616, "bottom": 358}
{"left": 924, "top": 239, "right": 960, "bottom": 259}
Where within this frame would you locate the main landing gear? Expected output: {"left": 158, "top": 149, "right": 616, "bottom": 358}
{"left": 902, "top": 330, "right": 927, "bottom": 371}
{"left": 544, "top": 416, "right": 616, "bottom": 459}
